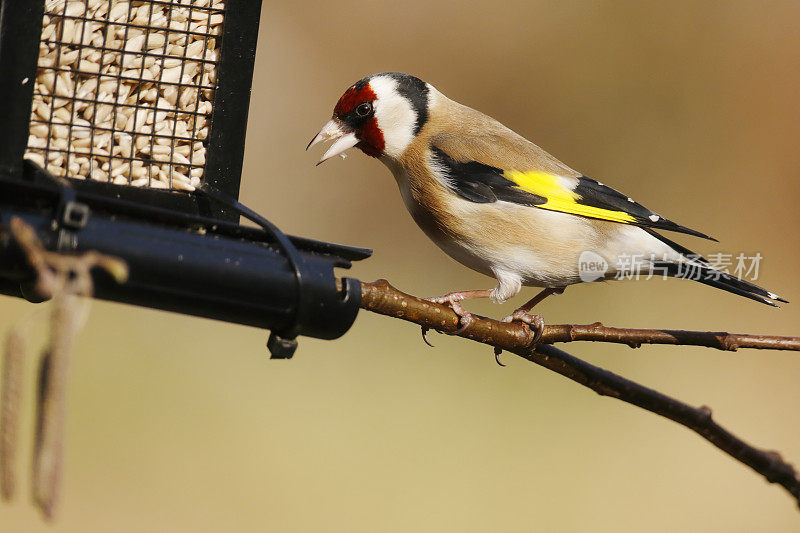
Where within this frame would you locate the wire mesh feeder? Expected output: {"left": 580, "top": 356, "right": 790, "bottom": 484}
{"left": 0, "top": 0, "right": 372, "bottom": 355}
{"left": 0, "top": 0, "right": 370, "bottom": 521}
{"left": 27, "top": 0, "right": 224, "bottom": 191}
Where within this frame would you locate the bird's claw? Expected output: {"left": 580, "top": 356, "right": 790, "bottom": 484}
{"left": 451, "top": 312, "right": 474, "bottom": 334}
{"left": 493, "top": 312, "right": 545, "bottom": 364}
{"left": 424, "top": 294, "right": 475, "bottom": 335}
{"left": 425, "top": 295, "right": 454, "bottom": 305}
{"left": 493, "top": 347, "right": 506, "bottom": 367}
{"left": 502, "top": 311, "right": 545, "bottom": 344}
{"left": 420, "top": 326, "right": 435, "bottom": 347}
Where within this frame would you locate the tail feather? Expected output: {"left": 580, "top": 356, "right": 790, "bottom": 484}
{"left": 644, "top": 227, "right": 787, "bottom": 306}
{"left": 655, "top": 261, "right": 787, "bottom": 307}
{"left": 642, "top": 227, "right": 710, "bottom": 264}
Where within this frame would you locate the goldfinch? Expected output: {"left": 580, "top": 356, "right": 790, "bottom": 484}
{"left": 308, "top": 72, "right": 786, "bottom": 330}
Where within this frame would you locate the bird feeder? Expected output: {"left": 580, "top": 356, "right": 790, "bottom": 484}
{"left": 0, "top": 0, "right": 371, "bottom": 357}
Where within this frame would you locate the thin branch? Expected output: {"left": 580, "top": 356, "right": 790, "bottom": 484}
{"left": 359, "top": 279, "right": 800, "bottom": 508}
{"left": 359, "top": 279, "right": 800, "bottom": 353}
{"left": 539, "top": 323, "right": 800, "bottom": 351}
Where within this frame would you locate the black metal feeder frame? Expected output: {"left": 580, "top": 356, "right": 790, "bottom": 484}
{"left": 0, "top": 0, "right": 371, "bottom": 357}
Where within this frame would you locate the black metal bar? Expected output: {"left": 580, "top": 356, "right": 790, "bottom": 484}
{"left": 201, "top": 0, "right": 264, "bottom": 217}
{"left": 0, "top": 203, "right": 364, "bottom": 341}
{"left": 0, "top": 0, "right": 45, "bottom": 176}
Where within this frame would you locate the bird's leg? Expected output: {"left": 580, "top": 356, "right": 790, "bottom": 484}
{"left": 504, "top": 286, "right": 565, "bottom": 317}
{"left": 425, "top": 289, "right": 493, "bottom": 334}
{"left": 501, "top": 287, "right": 565, "bottom": 341}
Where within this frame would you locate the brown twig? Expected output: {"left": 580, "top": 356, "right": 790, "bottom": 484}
{"left": 539, "top": 323, "right": 800, "bottom": 351}
{"left": 359, "top": 279, "right": 800, "bottom": 507}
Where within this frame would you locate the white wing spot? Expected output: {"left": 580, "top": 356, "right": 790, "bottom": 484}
{"left": 649, "top": 214, "right": 660, "bottom": 222}
{"left": 627, "top": 197, "right": 634, "bottom": 203}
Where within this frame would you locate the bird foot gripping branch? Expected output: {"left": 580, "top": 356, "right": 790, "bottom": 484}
{"left": 423, "top": 290, "right": 492, "bottom": 333}
{"left": 420, "top": 290, "right": 547, "bottom": 365}
{"left": 361, "top": 280, "right": 547, "bottom": 354}
{"left": 416, "top": 285, "right": 562, "bottom": 362}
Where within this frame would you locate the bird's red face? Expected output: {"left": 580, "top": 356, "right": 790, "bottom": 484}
{"left": 331, "top": 81, "right": 384, "bottom": 157}
{"left": 307, "top": 79, "right": 384, "bottom": 164}
{"left": 308, "top": 73, "right": 431, "bottom": 164}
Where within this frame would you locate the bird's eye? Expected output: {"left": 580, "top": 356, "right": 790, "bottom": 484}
{"left": 356, "top": 102, "right": 373, "bottom": 117}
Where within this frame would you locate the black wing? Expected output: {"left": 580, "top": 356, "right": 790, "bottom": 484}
{"left": 430, "top": 147, "right": 715, "bottom": 241}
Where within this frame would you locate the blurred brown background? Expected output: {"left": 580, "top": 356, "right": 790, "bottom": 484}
{"left": 3, "top": 0, "right": 800, "bottom": 531}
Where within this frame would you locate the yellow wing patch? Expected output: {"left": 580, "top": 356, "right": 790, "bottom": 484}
{"left": 504, "top": 170, "right": 636, "bottom": 224}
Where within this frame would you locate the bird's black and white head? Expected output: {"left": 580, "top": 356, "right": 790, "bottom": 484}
{"left": 307, "top": 72, "right": 432, "bottom": 164}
